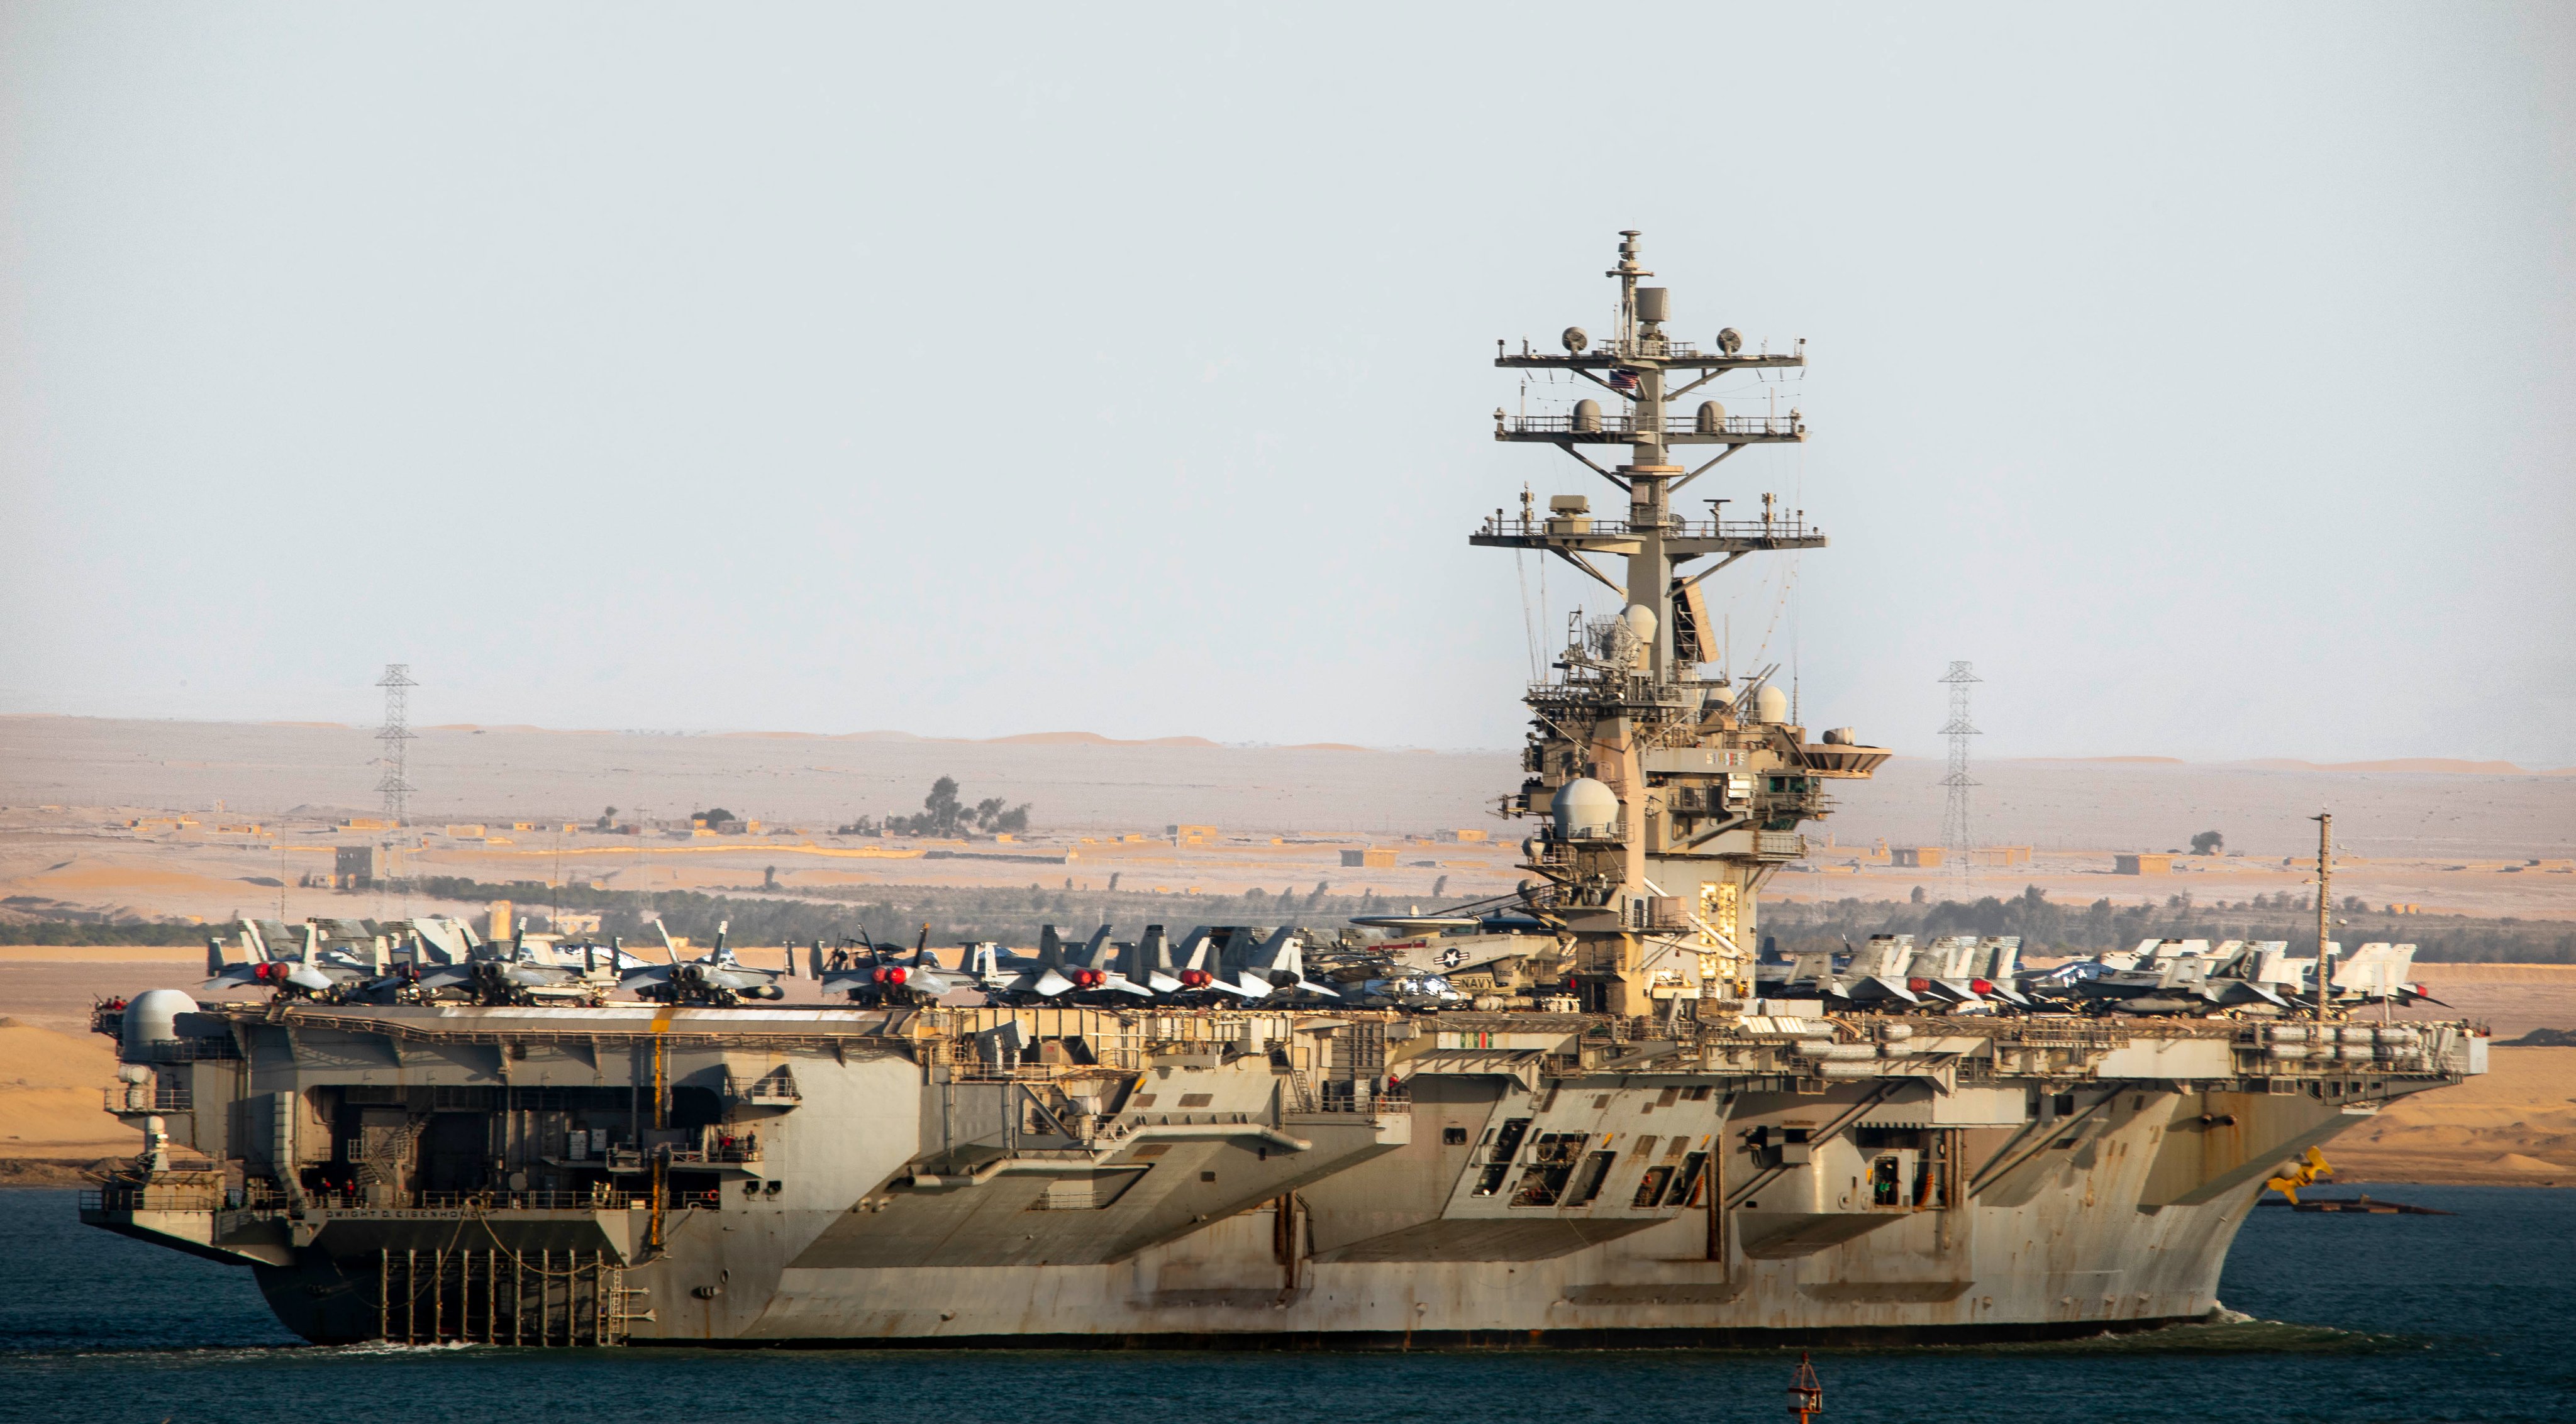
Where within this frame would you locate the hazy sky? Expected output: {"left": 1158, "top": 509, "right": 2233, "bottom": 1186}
{"left": 4, "top": 3, "right": 2570, "bottom": 763}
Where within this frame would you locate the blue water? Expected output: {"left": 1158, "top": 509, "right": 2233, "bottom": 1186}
{"left": 0, "top": 1186, "right": 2567, "bottom": 1424}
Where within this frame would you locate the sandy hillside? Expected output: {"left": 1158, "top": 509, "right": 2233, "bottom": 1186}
{"left": 2326, "top": 1047, "right": 2576, "bottom": 1186}
{"left": 6, "top": 714, "right": 2572, "bottom": 863}
{"left": 0, "top": 1020, "right": 138, "bottom": 1156}
{"left": 2395, "top": 963, "right": 2576, "bottom": 1041}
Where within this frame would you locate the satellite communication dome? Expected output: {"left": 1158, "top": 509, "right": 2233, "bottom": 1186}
{"left": 120, "top": 988, "right": 199, "bottom": 1058}
{"left": 1618, "top": 604, "right": 1657, "bottom": 644}
{"left": 1752, "top": 685, "right": 1790, "bottom": 724}
{"left": 1552, "top": 778, "right": 1621, "bottom": 839}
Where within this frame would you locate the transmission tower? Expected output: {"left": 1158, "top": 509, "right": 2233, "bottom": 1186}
{"left": 1938, "top": 661, "right": 1980, "bottom": 878}
{"left": 374, "top": 664, "right": 416, "bottom": 825}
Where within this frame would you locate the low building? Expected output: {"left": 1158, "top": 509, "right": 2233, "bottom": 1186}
{"left": 1340, "top": 847, "right": 1397, "bottom": 868}
{"left": 1890, "top": 846, "right": 1943, "bottom": 868}
{"left": 1971, "top": 846, "right": 2033, "bottom": 868}
{"left": 2115, "top": 853, "right": 2174, "bottom": 875}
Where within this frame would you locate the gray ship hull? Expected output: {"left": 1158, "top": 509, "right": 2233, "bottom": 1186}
{"left": 84, "top": 1003, "right": 2474, "bottom": 1347}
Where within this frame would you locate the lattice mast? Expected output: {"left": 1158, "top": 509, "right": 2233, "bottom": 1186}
{"left": 1938, "top": 661, "right": 1980, "bottom": 875}
{"left": 374, "top": 665, "right": 416, "bottom": 825}
{"left": 1468, "top": 231, "right": 1890, "bottom": 1015}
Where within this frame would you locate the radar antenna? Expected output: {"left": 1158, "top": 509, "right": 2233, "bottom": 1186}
{"left": 1470, "top": 232, "right": 1887, "bottom": 1013}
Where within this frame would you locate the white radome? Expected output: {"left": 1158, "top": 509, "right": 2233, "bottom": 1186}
{"left": 1552, "top": 777, "right": 1621, "bottom": 839}
{"left": 119, "top": 988, "right": 200, "bottom": 1057}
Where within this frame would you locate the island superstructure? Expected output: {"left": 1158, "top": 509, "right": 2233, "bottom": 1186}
{"left": 1474, "top": 228, "right": 1885, "bottom": 1019}
{"left": 79, "top": 234, "right": 2482, "bottom": 1348}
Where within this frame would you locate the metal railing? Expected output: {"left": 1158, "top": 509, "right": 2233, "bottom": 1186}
{"left": 1500, "top": 414, "right": 1802, "bottom": 438}
{"left": 1477, "top": 514, "right": 1824, "bottom": 543}
{"left": 164, "top": 1037, "right": 242, "bottom": 1061}
{"left": 600, "top": 1143, "right": 760, "bottom": 1170}
{"left": 1309, "top": 1086, "right": 1411, "bottom": 1115}
{"left": 1517, "top": 337, "right": 1804, "bottom": 363}
{"left": 87, "top": 1183, "right": 691, "bottom": 1217}
{"left": 1114, "top": 1110, "right": 1262, "bottom": 1129}
{"left": 406, "top": 1191, "right": 645, "bottom": 1212}
{"left": 82, "top": 1184, "right": 224, "bottom": 1213}
{"left": 724, "top": 1069, "right": 801, "bottom": 1105}
{"left": 102, "top": 1083, "right": 193, "bottom": 1113}
{"left": 284, "top": 1188, "right": 678, "bottom": 1213}
{"left": 1524, "top": 819, "right": 1630, "bottom": 851}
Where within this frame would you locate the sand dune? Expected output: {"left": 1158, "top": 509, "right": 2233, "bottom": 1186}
{"left": 0, "top": 1022, "right": 138, "bottom": 1156}
{"left": 2326, "top": 1047, "right": 2576, "bottom": 1185}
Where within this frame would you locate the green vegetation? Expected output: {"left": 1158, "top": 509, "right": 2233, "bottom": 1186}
{"left": 0, "top": 920, "right": 211, "bottom": 946}
{"left": 837, "top": 776, "right": 1031, "bottom": 839}
{"left": 1762, "top": 885, "right": 2575, "bottom": 964}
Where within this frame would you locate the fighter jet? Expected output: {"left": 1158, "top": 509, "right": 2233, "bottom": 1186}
{"left": 201, "top": 919, "right": 374, "bottom": 1001}
{"left": 373, "top": 925, "right": 645, "bottom": 1005}
{"left": 1894, "top": 935, "right": 2023, "bottom": 1010}
{"left": 1754, "top": 947, "right": 1838, "bottom": 999}
{"left": 2331, "top": 942, "right": 2441, "bottom": 1007}
{"left": 1816, "top": 936, "right": 1925, "bottom": 1008}
{"left": 815, "top": 926, "right": 980, "bottom": 1006}
{"left": 976, "top": 925, "right": 1133, "bottom": 1003}
{"left": 1146, "top": 927, "right": 1263, "bottom": 1003}
{"left": 1214, "top": 926, "right": 1341, "bottom": 1002}
{"left": 2028, "top": 939, "right": 2292, "bottom": 1015}
{"left": 1111, "top": 924, "right": 1191, "bottom": 998}
{"left": 620, "top": 919, "right": 799, "bottom": 1005}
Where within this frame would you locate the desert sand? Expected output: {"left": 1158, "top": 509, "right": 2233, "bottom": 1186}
{"left": 7, "top": 714, "right": 2572, "bottom": 863}
{"left": 2326, "top": 1047, "right": 2576, "bottom": 1186}
{"left": 0, "top": 1017, "right": 132, "bottom": 1157}
{"left": 3, "top": 714, "right": 2570, "bottom": 1183}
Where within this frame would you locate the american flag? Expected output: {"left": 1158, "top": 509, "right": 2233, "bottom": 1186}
{"left": 1608, "top": 369, "right": 1637, "bottom": 391}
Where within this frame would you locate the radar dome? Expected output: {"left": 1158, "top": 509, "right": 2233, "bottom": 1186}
{"left": 1552, "top": 778, "right": 1621, "bottom": 839}
{"left": 1618, "top": 604, "right": 1657, "bottom": 644}
{"left": 119, "top": 988, "right": 199, "bottom": 1058}
{"left": 1752, "top": 685, "right": 1790, "bottom": 724}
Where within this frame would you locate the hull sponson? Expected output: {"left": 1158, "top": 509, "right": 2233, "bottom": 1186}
{"left": 79, "top": 1003, "right": 2480, "bottom": 1346}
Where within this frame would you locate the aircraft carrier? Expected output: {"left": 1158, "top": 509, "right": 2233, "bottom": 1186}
{"left": 79, "top": 233, "right": 2485, "bottom": 1347}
